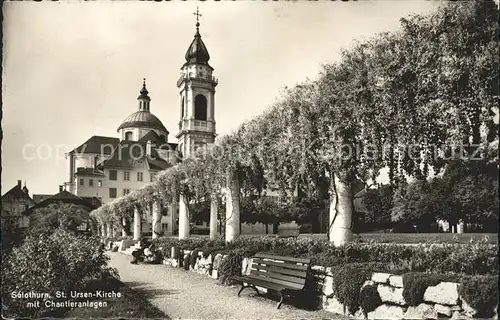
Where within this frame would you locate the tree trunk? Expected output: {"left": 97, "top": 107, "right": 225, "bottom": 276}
{"left": 225, "top": 169, "right": 241, "bottom": 242}
{"left": 152, "top": 200, "right": 162, "bottom": 239}
{"left": 209, "top": 196, "right": 218, "bottom": 240}
{"left": 265, "top": 223, "right": 269, "bottom": 234}
{"left": 106, "top": 223, "right": 112, "bottom": 238}
{"left": 121, "top": 217, "right": 127, "bottom": 237}
{"left": 133, "top": 206, "right": 141, "bottom": 240}
{"left": 101, "top": 224, "right": 106, "bottom": 238}
{"left": 178, "top": 194, "right": 190, "bottom": 239}
{"left": 328, "top": 173, "right": 354, "bottom": 246}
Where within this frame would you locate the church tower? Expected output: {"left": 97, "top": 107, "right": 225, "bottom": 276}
{"left": 175, "top": 8, "right": 217, "bottom": 158}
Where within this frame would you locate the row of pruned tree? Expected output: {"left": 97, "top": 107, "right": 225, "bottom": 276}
{"left": 91, "top": 1, "right": 498, "bottom": 245}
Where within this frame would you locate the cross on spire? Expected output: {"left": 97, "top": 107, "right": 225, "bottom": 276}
{"left": 193, "top": 6, "right": 202, "bottom": 29}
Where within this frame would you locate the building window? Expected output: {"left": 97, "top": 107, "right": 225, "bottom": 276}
{"left": 162, "top": 223, "right": 168, "bottom": 231}
{"left": 150, "top": 172, "right": 157, "bottom": 182}
{"left": 89, "top": 179, "right": 94, "bottom": 187}
{"left": 109, "top": 188, "right": 117, "bottom": 198}
{"left": 79, "top": 178, "right": 84, "bottom": 186}
{"left": 123, "top": 188, "right": 130, "bottom": 196}
{"left": 137, "top": 172, "right": 143, "bottom": 182}
{"left": 109, "top": 170, "right": 117, "bottom": 181}
{"left": 162, "top": 208, "right": 168, "bottom": 216}
{"left": 125, "top": 131, "right": 133, "bottom": 141}
{"left": 181, "top": 97, "right": 185, "bottom": 119}
{"left": 194, "top": 94, "right": 207, "bottom": 121}
{"left": 124, "top": 171, "right": 130, "bottom": 181}
{"left": 98, "top": 180, "right": 103, "bottom": 187}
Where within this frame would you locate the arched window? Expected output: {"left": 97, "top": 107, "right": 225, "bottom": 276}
{"left": 181, "top": 97, "right": 185, "bottom": 119}
{"left": 125, "top": 131, "right": 133, "bottom": 141}
{"left": 194, "top": 94, "right": 207, "bottom": 121}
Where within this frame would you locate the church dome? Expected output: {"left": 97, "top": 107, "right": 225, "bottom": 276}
{"left": 117, "top": 111, "right": 168, "bottom": 133}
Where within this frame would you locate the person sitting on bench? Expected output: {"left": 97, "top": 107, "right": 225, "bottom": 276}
{"left": 130, "top": 238, "right": 151, "bottom": 264}
{"left": 143, "top": 243, "right": 161, "bottom": 264}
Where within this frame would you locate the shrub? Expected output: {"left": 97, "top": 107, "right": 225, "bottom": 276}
{"left": 1, "top": 229, "right": 115, "bottom": 318}
{"left": 190, "top": 250, "right": 199, "bottom": 269}
{"left": 359, "top": 284, "right": 382, "bottom": 314}
{"left": 218, "top": 250, "right": 245, "bottom": 285}
{"left": 402, "top": 272, "right": 461, "bottom": 306}
{"left": 111, "top": 245, "right": 119, "bottom": 252}
{"left": 331, "top": 263, "right": 388, "bottom": 314}
{"left": 183, "top": 253, "right": 191, "bottom": 270}
{"left": 459, "top": 275, "right": 499, "bottom": 318}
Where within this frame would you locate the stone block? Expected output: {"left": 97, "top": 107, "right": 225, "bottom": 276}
{"left": 211, "top": 269, "right": 218, "bottom": 279}
{"left": 311, "top": 265, "right": 326, "bottom": 272}
{"left": 354, "top": 308, "right": 366, "bottom": 319}
{"left": 213, "top": 254, "right": 223, "bottom": 270}
{"left": 389, "top": 275, "right": 404, "bottom": 288}
{"left": 451, "top": 311, "right": 473, "bottom": 320}
{"left": 372, "top": 272, "right": 392, "bottom": 284}
{"left": 403, "top": 303, "right": 438, "bottom": 319}
{"left": 424, "top": 282, "right": 459, "bottom": 305}
{"left": 254, "top": 286, "right": 268, "bottom": 294}
{"left": 377, "top": 284, "right": 406, "bottom": 305}
{"left": 241, "top": 258, "right": 253, "bottom": 275}
{"left": 323, "top": 295, "right": 345, "bottom": 316}
{"left": 461, "top": 299, "right": 478, "bottom": 318}
{"left": 368, "top": 304, "right": 405, "bottom": 319}
{"left": 434, "top": 304, "right": 453, "bottom": 317}
{"left": 322, "top": 274, "right": 334, "bottom": 297}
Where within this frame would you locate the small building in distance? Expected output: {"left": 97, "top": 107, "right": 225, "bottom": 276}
{"left": 1, "top": 180, "right": 35, "bottom": 229}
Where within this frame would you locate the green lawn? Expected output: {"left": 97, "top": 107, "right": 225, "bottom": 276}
{"left": 64, "top": 275, "right": 169, "bottom": 319}
{"left": 175, "top": 232, "right": 498, "bottom": 244}
{"left": 296, "top": 232, "right": 498, "bottom": 244}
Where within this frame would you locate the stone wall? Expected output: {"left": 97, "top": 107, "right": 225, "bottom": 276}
{"left": 322, "top": 270, "right": 497, "bottom": 320}
{"left": 157, "top": 247, "right": 496, "bottom": 319}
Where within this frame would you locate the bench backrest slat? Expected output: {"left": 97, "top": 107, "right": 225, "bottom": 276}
{"left": 247, "top": 254, "right": 311, "bottom": 291}
{"left": 250, "top": 269, "right": 306, "bottom": 285}
{"left": 251, "top": 264, "right": 308, "bottom": 278}
{"left": 246, "top": 273, "right": 304, "bottom": 290}
{"left": 255, "top": 253, "right": 311, "bottom": 265}
{"left": 252, "top": 258, "right": 309, "bottom": 271}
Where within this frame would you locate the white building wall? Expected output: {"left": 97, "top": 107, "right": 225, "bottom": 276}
{"left": 241, "top": 222, "right": 274, "bottom": 235}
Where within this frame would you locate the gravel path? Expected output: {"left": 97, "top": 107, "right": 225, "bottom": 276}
{"left": 108, "top": 252, "right": 341, "bottom": 320}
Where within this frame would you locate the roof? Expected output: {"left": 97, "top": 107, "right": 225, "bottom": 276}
{"left": 75, "top": 167, "right": 106, "bottom": 177}
{"left": 26, "top": 190, "right": 97, "bottom": 213}
{"left": 99, "top": 140, "right": 172, "bottom": 170}
{"left": 1, "top": 184, "right": 34, "bottom": 202}
{"left": 184, "top": 27, "right": 212, "bottom": 69}
{"left": 138, "top": 130, "right": 167, "bottom": 145}
{"left": 81, "top": 196, "right": 102, "bottom": 208}
{"left": 117, "top": 111, "right": 168, "bottom": 133}
{"left": 32, "top": 194, "right": 53, "bottom": 203}
{"left": 70, "top": 136, "right": 120, "bottom": 155}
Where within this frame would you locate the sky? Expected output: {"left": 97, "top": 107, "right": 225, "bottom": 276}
{"left": 1, "top": 0, "right": 443, "bottom": 195}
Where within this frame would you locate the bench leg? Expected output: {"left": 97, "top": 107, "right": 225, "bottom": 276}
{"left": 237, "top": 284, "right": 259, "bottom": 297}
{"left": 277, "top": 292, "right": 285, "bottom": 309}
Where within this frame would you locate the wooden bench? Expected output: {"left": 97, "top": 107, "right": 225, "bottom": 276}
{"left": 232, "top": 253, "right": 311, "bottom": 309}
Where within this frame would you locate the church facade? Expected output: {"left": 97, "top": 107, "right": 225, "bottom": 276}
{"left": 63, "top": 17, "right": 217, "bottom": 236}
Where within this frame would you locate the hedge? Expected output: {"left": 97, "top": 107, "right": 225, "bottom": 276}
{"left": 459, "top": 275, "right": 499, "bottom": 318}
{"left": 402, "top": 272, "right": 461, "bottom": 306}
{"left": 153, "top": 236, "right": 498, "bottom": 276}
